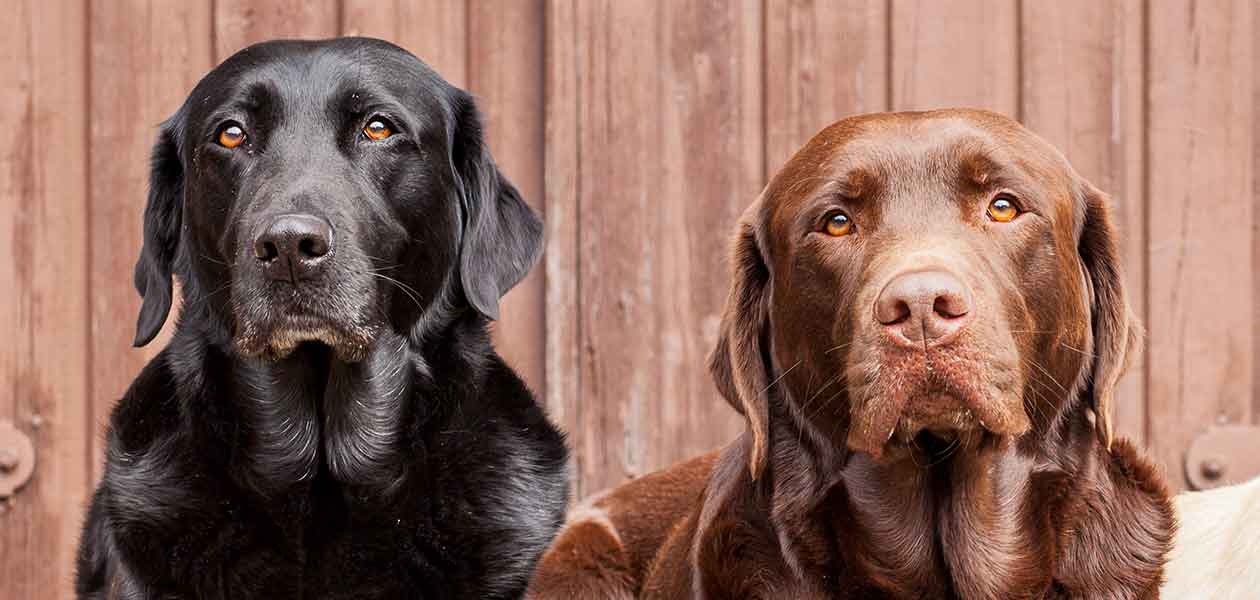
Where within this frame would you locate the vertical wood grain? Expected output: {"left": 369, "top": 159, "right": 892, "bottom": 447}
{"left": 890, "top": 0, "right": 1019, "bottom": 115}
{"left": 1019, "top": 0, "right": 1148, "bottom": 446}
{"left": 1253, "top": 0, "right": 1260, "bottom": 427}
{"left": 88, "top": 0, "right": 213, "bottom": 479}
{"left": 764, "top": 0, "right": 889, "bottom": 174}
{"left": 544, "top": 0, "right": 582, "bottom": 488}
{"left": 341, "top": 0, "right": 468, "bottom": 87}
{"left": 559, "top": 0, "right": 760, "bottom": 497}
{"left": 469, "top": 1, "right": 548, "bottom": 399}
{"left": 1146, "top": 0, "right": 1254, "bottom": 489}
{"left": 215, "top": 0, "right": 339, "bottom": 61}
{"left": 0, "top": 1, "right": 90, "bottom": 597}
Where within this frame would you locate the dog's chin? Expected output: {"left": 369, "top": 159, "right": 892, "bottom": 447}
{"left": 234, "top": 315, "right": 380, "bottom": 363}
{"left": 845, "top": 385, "right": 1029, "bottom": 462}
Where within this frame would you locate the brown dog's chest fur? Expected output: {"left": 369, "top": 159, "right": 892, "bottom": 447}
{"left": 627, "top": 432, "right": 1171, "bottom": 600}
{"left": 529, "top": 420, "right": 1171, "bottom": 600}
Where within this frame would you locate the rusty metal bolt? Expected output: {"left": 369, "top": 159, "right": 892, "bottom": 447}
{"left": 1200, "top": 458, "right": 1226, "bottom": 481}
{"left": 0, "top": 448, "right": 18, "bottom": 472}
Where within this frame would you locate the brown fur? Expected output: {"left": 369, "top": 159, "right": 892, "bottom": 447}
{"left": 530, "top": 110, "right": 1174, "bottom": 599}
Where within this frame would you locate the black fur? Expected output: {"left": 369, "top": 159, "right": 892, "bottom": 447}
{"left": 77, "top": 38, "right": 567, "bottom": 599}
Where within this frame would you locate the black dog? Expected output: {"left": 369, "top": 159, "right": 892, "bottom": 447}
{"left": 76, "top": 38, "right": 568, "bottom": 599}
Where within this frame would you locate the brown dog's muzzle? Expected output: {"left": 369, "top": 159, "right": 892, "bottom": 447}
{"left": 874, "top": 268, "right": 973, "bottom": 348}
{"left": 845, "top": 245, "right": 1031, "bottom": 460}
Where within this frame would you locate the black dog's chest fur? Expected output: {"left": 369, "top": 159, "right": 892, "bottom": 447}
{"left": 78, "top": 339, "right": 568, "bottom": 600}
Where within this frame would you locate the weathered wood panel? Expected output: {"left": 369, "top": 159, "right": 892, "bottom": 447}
{"left": 1019, "top": 0, "right": 1148, "bottom": 445}
{"left": 544, "top": 0, "right": 583, "bottom": 478}
{"left": 764, "top": 0, "right": 889, "bottom": 174}
{"left": 556, "top": 0, "right": 760, "bottom": 496}
{"left": 343, "top": 0, "right": 469, "bottom": 87}
{"left": 214, "top": 0, "right": 339, "bottom": 60}
{"left": 1256, "top": 0, "right": 1260, "bottom": 429}
{"left": 890, "top": 0, "right": 1019, "bottom": 115}
{"left": 88, "top": 0, "right": 214, "bottom": 478}
{"left": 468, "top": 1, "right": 549, "bottom": 397}
{"left": 1146, "top": 0, "right": 1255, "bottom": 488}
{"left": 0, "top": 1, "right": 90, "bottom": 597}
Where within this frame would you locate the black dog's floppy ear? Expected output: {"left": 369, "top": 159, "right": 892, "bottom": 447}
{"left": 1077, "top": 182, "right": 1140, "bottom": 450}
{"left": 450, "top": 92, "right": 544, "bottom": 320}
{"left": 132, "top": 120, "right": 184, "bottom": 347}
{"left": 708, "top": 197, "right": 774, "bottom": 480}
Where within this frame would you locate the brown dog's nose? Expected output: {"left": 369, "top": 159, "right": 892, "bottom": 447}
{"left": 253, "top": 214, "right": 333, "bottom": 282}
{"left": 874, "top": 269, "right": 972, "bottom": 346}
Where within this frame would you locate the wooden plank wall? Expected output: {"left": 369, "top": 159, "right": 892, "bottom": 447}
{"left": 0, "top": 1, "right": 1255, "bottom": 596}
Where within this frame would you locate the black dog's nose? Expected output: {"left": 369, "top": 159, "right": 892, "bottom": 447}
{"left": 253, "top": 214, "right": 333, "bottom": 282}
{"left": 874, "top": 269, "right": 972, "bottom": 346}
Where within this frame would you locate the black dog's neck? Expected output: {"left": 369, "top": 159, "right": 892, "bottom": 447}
{"left": 238, "top": 335, "right": 417, "bottom": 493}
{"left": 169, "top": 309, "right": 492, "bottom": 497}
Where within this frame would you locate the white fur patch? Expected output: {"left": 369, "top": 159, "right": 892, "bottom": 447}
{"left": 1162, "top": 476, "right": 1260, "bottom": 598}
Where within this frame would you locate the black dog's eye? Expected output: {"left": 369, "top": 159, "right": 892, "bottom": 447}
{"left": 363, "top": 117, "right": 394, "bottom": 141}
{"left": 217, "top": 122, "right": 246, "bottom": 149}
{"left": 824, "top": 210, "right": 854, "bottom": 237}
{"left": 987, "top": 194, "right": 1020, "bottom": 222}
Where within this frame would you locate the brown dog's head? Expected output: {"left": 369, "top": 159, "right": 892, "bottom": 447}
{"left": 711, "top": 109, "right": 1137, "bottom": 477}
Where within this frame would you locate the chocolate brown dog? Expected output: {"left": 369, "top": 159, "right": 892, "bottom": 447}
{"left": 529, "top": 109, "right": 1173, "bottom": 599}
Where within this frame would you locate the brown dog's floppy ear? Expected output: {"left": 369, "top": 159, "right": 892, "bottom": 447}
{"left": 709, "top": 199, "right": 774, "bottom": 479}
{"left": 133, "top": 118, "right": 184, "bottom": 347}
{"left": 449, "top": 92, "right": 544, "bottom": 320}
{"left": 1077, "top": 183, "right": 1140, "bottom": 450}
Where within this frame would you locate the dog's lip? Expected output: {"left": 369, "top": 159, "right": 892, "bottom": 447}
{"left": 234, "top": 312, "right": 379, "bottom": 363}
{"left": 843, "top": 351, "right": 1030, "bottom": 460}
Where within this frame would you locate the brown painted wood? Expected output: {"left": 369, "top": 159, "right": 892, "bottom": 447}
{"left": 0, "top": 1, "right": 90, "bottom": 598}
{"left": 1019, "top": 0, "right": 1148, "bottom": 446}
{"left": 214, "top": 0, "right": 339, "bottom": 61}
{"left": 890, "top": 0, "right": 1019, "bottom": 115}
{"left": 342, "top": 0, "right": 468, "bottom": 87}
{"left": 560, "top": 0, "right": 760, "bottom": 497}
{"left": 88, "top": 0, "right": 213, "bottom": 479}
{"left": 1146, "top": 0, "right": 1255, "bottom": 490}
{"left": 469, "top": 1, "right": 548, "bottom": 397}
{"left": 544, "top": 0, "right": 582, "bottom": 489}
{"left": 764, "top": 0, "right": 889, "bottom": 174}
{"left": 1254, "top": 0, "right": 1260, "bottom": 430}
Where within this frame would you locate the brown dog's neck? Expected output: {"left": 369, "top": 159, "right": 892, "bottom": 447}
{"left": 760, "top": 404, "right": 1172, "bottom": 599}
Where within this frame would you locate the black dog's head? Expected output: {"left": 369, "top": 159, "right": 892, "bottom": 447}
{"left": 133, "top": 38, "right": 542, "bottom": 361}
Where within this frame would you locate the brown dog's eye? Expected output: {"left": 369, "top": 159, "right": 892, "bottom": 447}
{"left": 217, "top": 123, "right": 246, "bottom": 149}
{"left": 824, "top": 211, "right": 853, "bottom": 237}
{"left": 364, "top": 118, "right": 393, "bottom": 141}
{"left": 987, "top": 196, "right": 1019, "bottom": 222}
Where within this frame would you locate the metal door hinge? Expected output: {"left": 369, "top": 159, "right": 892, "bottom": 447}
{"left": 1185, "top": 424, "right": 1260, "bottom": 490}
{"left": 0, "top": 420, "right": 35, "bottom": 499}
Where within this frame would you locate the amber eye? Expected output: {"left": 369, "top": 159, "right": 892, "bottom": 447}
{"left": 363, "top": 118, "right": 393, "bottom": 141}
{"left": 987, "top": 196, "right": 1019, "bottom": 222}
{"left": 824, "top": 211, "right": 853, "bottom": 237}
{"left": 217, "top": 123, "right": 246, "bottom": 149}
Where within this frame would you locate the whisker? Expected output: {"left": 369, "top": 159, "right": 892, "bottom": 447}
{"left": 760, "top": 360, "right": 803, "bottom": 396}
{"left": 199, "top": 253, "right": 230, "bottom": 266}
{"left": 369, "top": 272, "right": 424, "bottom": 312}
{"left": 1022, "top": 358, "right": 1068, "bottom": 395}
{"left": 824, "top": 342, "right": 854, "bottom": 355}
{"left": 1057, "top": 341, "right": 1094, "bottom": 359}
